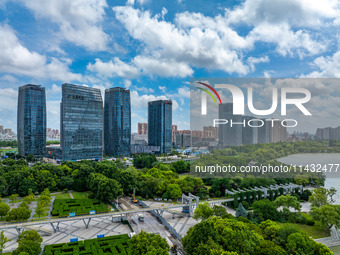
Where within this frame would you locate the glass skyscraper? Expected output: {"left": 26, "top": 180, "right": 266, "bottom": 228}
{"left": 61, "top": 83, "right": 103, "bottom": 161}
{"left": 148, "top": 100, "right": 172, "bottom": 154}
{"left": 17, "top": 84, "right": 46, "bottom": 157}
{"left": 104, "top": 87, "right": 131, "bottom": 156}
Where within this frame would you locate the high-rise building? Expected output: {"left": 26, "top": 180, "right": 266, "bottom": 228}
{"left": 172, "top": 125, "right": 178, "bottom": 143}
{"left": 61, "top": 83, "right": 103, "bottom": 161}
{"left": 104, "top": 87, "right": 131, "bottom": 156}
{"left": 17, "top": 84, "right": 46, "bottom": 157}
{"left": 175, "top": 133, "right": 191, "bottom": 148}
{"left": 218, "top": 103, "right": 242, "bottom": 147}
{"left": 138, "top": 123, "right": 148, "bottom": 135}
{"left": 148, "top": 100, "right": 172, "bottom": 154}
{"left": 0, "top": 125, "right": 3, "bottom": 135}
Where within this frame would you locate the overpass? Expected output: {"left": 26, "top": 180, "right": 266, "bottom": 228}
{"left": 0, "top": 197, "right": 233, "bottom": 235}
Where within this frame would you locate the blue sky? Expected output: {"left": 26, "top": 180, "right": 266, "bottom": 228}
{"left": 0, "top": 0, "right": 340, "bottom": 132}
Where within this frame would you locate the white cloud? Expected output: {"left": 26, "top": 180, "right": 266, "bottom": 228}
{"left": 247, "top": 56, "right": 270, "bottom": 72}
{"left": 0, "top": 24, "right": 82, "bottom": 81}
{"left": 133, "top": 56, "right": 193, "bottom": 77}
{"left": 21, "top": 0, "right": 110, "bottom": 51}
{"left": 87, "top": 57, "right": 139, "bottom": 78}
{"left": 110, "top": 3, "right": 337, "bottom": 78}
{"left": 0, "top": 88, "right": 18, "bottom": 130}
{"left": 305, "top": 51, "right": 340, "bottom": 77}
{"left": 226, "top": 0, "right": 340, "bottom": 28}
{"left": 113, "top": 6, "right": 249, "bottom": 76}
{"left": 130, "top": 90, "right": 179, "bottom": 110}
{"left": 124, "top": 80, "right": 132, "bottom": 89}
{"left": 177, "top": 86, "right": 190, "bottom": 98}
{"left": 248, "top": 23, "right": 326, "bottom": 57}
{"left": 159, "top": 86, "right": 166, "bottom": 92}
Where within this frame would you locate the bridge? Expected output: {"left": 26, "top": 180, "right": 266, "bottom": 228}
{"left": 0, "top": 197, "right": 233, "bottom": 235}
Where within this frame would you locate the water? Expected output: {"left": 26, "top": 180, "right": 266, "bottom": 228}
{"left": 278, "top": 153, "right": 340, "bottom": 204}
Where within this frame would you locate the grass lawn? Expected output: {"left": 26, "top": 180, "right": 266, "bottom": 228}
{"left": 54, "top": 192, "right": 71, "bottom": 199}
{"left": 71, "top": 191, "right": 92, "bottom": 199}
{"left": 330, "top": 245, "right": 340, "bottom": 255}
{"left": 277, "top": 222, "right": 330, "bottom": 239}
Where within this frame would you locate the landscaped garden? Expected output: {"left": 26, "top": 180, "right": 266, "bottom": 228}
{"left": 51, "top": 199, "right": 108, "bottom": 217}
{"left": 43, "top": 234, "right": 130, "bottom": 255}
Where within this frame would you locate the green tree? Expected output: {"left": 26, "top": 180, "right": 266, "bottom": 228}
{"left": 274, "top": 195, "right": 301, "bottom": 211}
{"left": 310, "top": 204, "right": 340, "bottom": 230}
{"left": 0, "top": 203, "right": 10, "bottom": 219}
{"left": 23, "top": 189, "right": 35, "bottom": 204}
{"left": 128, "top": 231, "right": 169, "bottom": 255}
{"left": 35, "top": 203, "right": 44, "bottom": 218}
{"left": 89, "top": 173, "right": 123, "bottom": 202}
{"left": 164, "top": 184, "right": 182, "bottom": 200}
{"left": 9, "top": 194, "right": 19, "bottom": 203}
{"left": 259, "top": 220, "right": 280, "bottom": 241}
{"left": 252, "top": 199, "right": 278, "bottom": 222}
{"left": 193, "top": 202, "right": 213, "bottom": 220}
{"left": 17, "top": 230, "right": 42, "bottom": 244}
{"left": 309, "top": 187, "right": 337, "bottom": 207}
{"left": 133, "top": 154, "right": 157, "bottom": 169}
{"left": 235, "top": 202, "right": 247, "bottom": 218}
{"left": 0, "top": 177, "right": 7, "bottom": 196}
{"left": 286, "top": 232, "right": 314, "bottom": 255}
{"left": 256, "top": 240, "right": 287, "bottom": 255}
{"left": 184, "top": 218, "right": 263, "bottom": 255}
{"left": 212, "top": 205, "right": 228, "bottom": 217}
{"left": 0, "top": 231, "right": 10, "bottom": 254}
{"left": 12, "top": 240, "right": 41, "bottom": 255}
{"left": 6, "top": 207, "right": 30, "bottom": 221}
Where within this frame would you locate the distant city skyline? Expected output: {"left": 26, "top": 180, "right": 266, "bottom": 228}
{"left": 1, "top": 1, "right": 340, "bottom": 134}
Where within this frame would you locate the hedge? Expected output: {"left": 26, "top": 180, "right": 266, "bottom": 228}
{"left": 51, "top": 199, "right": 108, "bottom": 217}
{"left": 43, "top": 234, "right": 130, "bottom": 255}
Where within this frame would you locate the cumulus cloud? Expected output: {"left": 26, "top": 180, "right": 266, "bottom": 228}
{"left": 0, "top": 24, "right": 82, "bottom": 81}
{"left": 159, "top": 86, "right": 166, "bottom": 92}
{"left": 87, "top": 57, "right": 139, "bottom": 78}
{"left": 130, "top": 90, "right": 179, "bottom": 110}
{"left": 305, "top": 51, "right": 340, "bottom": 78}
{"left": 226, "top": 0, "right": 340, "bottom": 28}
{"left": 103, "top": 6, "right": 250, "bottom": 78}
{"left": 20, "top": 0, "right": 110, "bottom": 51}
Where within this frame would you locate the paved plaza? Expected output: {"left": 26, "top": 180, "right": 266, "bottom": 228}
{"left": 2, "top": 217, "right": 131, "bottom": 253}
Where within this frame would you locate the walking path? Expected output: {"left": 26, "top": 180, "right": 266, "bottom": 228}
{"left": 68, "top": 191, "right": 74, "bottom": 199}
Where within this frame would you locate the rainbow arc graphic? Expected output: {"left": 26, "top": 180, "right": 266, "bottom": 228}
{"left": 196, "top": 82, "right": 223, "bottom": 105}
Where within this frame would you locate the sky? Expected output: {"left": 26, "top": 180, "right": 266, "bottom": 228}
{"left": 0, "top": 0, "right": 340, "bottom": 133}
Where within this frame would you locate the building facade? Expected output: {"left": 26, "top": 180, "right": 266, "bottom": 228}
{"left": 148, "top": 100, "right": 172, "bottom": 154}
{"left": 138, "top": 123, "right": 148, "bottom": 135}
{"left": 104, "top": 87, "right": 131, "bottom": 156}
{"left": 61, "top": 83, "right": 103, "bottom": 161}
{"left": 17, "top": 84, "right": 46, "bottom": 157}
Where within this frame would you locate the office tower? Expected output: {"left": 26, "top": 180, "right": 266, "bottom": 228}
{"left": 17, "top": 84, "right": 46, "bottom": 157}
{"left": 258, "top": 119, "right": 271, "bottom": 144}
{"left": 148, "top": 100, "right": 172, "bottom": 154}
{"left": 0, "top": 126, "right": 3, "bottom": 135}
{"left": 218, "top": 103, "right": 242, "bottom": 147}
{"left": 270, "top": 120, "right": 287, "bottom": 143}
{"left": 242, "top": 116, "right": 258, "bottom": 145}
{"left": 61, "top": 83, "right": 103, "bottom": 161}
{"left": 138, "top": 123, "right": 148, "bottom": 135}
{"left": 172, "top": 125, "right": 178, "bottom": 143}
{"left": 175, "top": 133, "right": 191, "bottom": 148}
{"left": 104, "top": 87, "right": 131, "bottom": 156}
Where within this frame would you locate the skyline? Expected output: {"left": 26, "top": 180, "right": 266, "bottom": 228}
{"left": 1, "top": 0, "right": 340, "bottom": 132}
